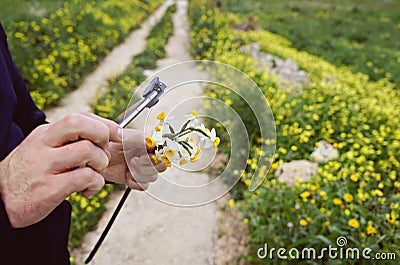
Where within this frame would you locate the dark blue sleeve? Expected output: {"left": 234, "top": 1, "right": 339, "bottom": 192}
{"left": 0, "top": 23, "right": 70, "bottom": 265}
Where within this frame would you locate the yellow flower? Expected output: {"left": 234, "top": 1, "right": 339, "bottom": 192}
{"left": 350, "top": 173, "right": 359, "bottom": 182}
{"left": 243, "top": 218, "right": 249, "bottom": 224}
{"left": 165, "top": 148, "right": 176, "bottom": 159}
{"left": 366, "top": 225, "right": 377, "bottom": 235}
{"left": 190, "top": 109, "right": 199, "bottom": 117}
{"left": 245, "top": 179, "right": 251, "bottom": 186}
{"left": 229, "top": 199, "right": 235, "bottom": 208}
{"left": 151, "top": 154, "right": 159, "bottom": 164}
{"left": 156, "top": 112, "right": 166, "bottom": 120}
{"left": 333, "top": 198, "right": 343, "bottom": 205}
{"left": 306, "top": 217, "right": 312, "bottom": 222}
{"left": 319, "top": 191, "right": 327, "bottom": 197}
{"left": 324, "top": 221, "right": 330, "bottom": 227}
{"left": 386, "top": 213, "right": 396, "bottom": 224}
{"left": 161, "top": 155, "right": 171, "bottom": 167}
{"left": 300, "top": 191, "right": 311, "bottom": 199}
{"left": 214, "top": 137, "right": 220, "bottom": 147}
{"left": 299, "top": 219, "right": 308, "bottom": 226}
{"left": 190, "top": 155, "right": 199, "bottom": 162}
{"left": 195, "top": 147, "right": 201, "bottom": 156}
{"left": 291, "top": 145, "right": 298, "bottom": 151}
{"left": 374, "top": 189, "right": 383, "bottom": 197}
{"left": 348, "top": 218, "right": 360, "bottom": 228}
{"left": 343, "top": 193, "right": 354, "bottom": 202}
{"left": 145, "top": 136, "right": 155, "bottom": 148}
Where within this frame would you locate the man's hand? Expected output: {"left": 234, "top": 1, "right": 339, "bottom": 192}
{"left": 101, "top": 129, "right": 167, "bottom": 190}
{"left": 0, "top": 113, "right": 120, "bottom": 228}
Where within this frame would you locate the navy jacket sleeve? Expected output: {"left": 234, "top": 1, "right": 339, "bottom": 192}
{"left": 0, "top": 23, "right": 71, "bottom": 265}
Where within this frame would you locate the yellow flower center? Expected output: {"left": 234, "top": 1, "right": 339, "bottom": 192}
{"left": 214, "top": 137, "right": 220, "bottom": 147}
{"left": 151, "top": 155, "right": 159, "bottom": 165}
{"left": 165, "top": 148, "right": 176, "bottom": 159}
{"left": 145, "top": 137, "right": 155, "bottom": 148}
{"left": 190, "top": 109, "right": 199, "bottom": 118}
{"left": 156, "top": 112, "right": 166, "bottom": 120}
{"left": 195, "top": 146, "right": 201, "bottom": 156}
{"left": 161, "top": 155, "right": 171, "bottom": 167}
{"left": 190, "top": 155, "right": 199, "bottom": 162}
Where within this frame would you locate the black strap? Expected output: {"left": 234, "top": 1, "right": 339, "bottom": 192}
{"left": 85, "top": 188, "right": 131, "bottom": 264}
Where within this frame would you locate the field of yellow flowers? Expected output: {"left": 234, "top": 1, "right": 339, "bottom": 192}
{"left": 189, "top": 0, "right": 399, "bottom": 263}
{"left": 6, "top": 0, "right": 163, "bottom": 109}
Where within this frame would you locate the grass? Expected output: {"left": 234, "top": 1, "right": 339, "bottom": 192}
{"left": 220, "top": 0, "right": 400, "bottom": 87}
{"left": 0, "top": 0, "right": 64, "bottom": 22}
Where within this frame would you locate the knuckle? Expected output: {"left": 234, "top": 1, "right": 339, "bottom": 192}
{"left": 79, "top": 140, "right": 95, "bottom": 154}
{"left": 63, "top": 113, "right": 83, "bottom": 128}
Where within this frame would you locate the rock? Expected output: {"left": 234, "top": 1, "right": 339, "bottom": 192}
{"left": 276, "top": 160, "right": 318, "bottom": 186}
{"left": 310, "top": 141, "right": 339, "bottom": 163}
{"left": 239, "top": 42, "right": 310, "bottom": 85}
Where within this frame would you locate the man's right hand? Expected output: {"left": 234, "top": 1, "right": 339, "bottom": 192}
{"left": 0, "top": 113, "right": 121, "bottom": 228}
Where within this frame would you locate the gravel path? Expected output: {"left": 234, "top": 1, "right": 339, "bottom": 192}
{"left": 70, "top": 1, "right": 225, "bottom": 264}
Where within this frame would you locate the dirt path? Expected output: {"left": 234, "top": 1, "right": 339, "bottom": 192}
{"left": 71, "top": 1, "right": 226, "bottom": 264}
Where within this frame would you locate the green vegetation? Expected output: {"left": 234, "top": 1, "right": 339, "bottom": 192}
{"left": 189, "top": 0, "right": 399, "bottom": 263}
{"left": 4, "top": 0, "right": 163, "bottom": 109}
{"left": 220, "top": 0, "right": 400, "bottom": 87}
{"left": 0, "top": 0, "right": 63, "bottom": 22}
{"left": 92, "top": 3, "right": 177, "bottom": 120}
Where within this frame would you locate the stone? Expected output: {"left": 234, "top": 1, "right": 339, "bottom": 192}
{"left": 276, "top": 160, "right": 318, "bottom": 186}
{"left": 310, "top": 140, "right": 339, "bottom": 163}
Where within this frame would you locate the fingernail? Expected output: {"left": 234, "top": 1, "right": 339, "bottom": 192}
{"left": 118, "top": 127, "right": 123, "bottom": 140}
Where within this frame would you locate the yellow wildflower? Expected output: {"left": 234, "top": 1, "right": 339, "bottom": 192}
{"left": 245, "top": 179, "right": 251, "bottom": 186}
{"left": 350, "top": 173, "right": 359, "bottom": 182}
{"left": 333, "top": 198, "right": 343, "bottom": 205}
{"left": 229, "top": 199, "right": 235, "bottom": 208}
{"left": 366, "top": 224, "right": 377, "bottom": 235}
{"left": 299, "top": 219, "right": 308, "bottom": 226}
{"left": 300, "top": 191, "right": 311, "bottom": 199}
{"left": 343, "top": 193, "right": 353, "bottom": 202}
{"left": 348, "top": 218, "right": 360, "bottom": 228}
